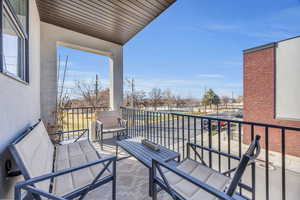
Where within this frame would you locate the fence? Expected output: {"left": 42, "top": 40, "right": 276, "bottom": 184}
{"left": 59, "top": 106, "right": 109, "bottom": 131}
{"left": 120, "top": 107, "right": 300, "bottom": 200}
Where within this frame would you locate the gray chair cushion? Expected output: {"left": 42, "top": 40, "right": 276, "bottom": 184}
{"left": 96, "top": 111, "right": 121, "bottom": 129}
{"left": 163, "top": 159, "right": 230, "bottom": 200}
{"left": 53, "top": 140, "right": 110, "bottom": 196}
{"left": 11, "top": 120, "right": 110, "bottom": 198}
{"left": 13, "top": 121, "right": 54, "bottom": 192}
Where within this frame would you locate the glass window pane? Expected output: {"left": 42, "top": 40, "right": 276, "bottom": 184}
{"left": 2, "top": 10, "right": 25, "bottom": 79}
{"left": 8, "top": 0, "right": 27, "bottom": 31}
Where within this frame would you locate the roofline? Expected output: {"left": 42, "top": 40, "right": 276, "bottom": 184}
{"left": 243, "top": 34, "right": 300, "bottom": 54}
{"left": 123, "top": 0, "right": 177, "bottom": 45}
{"left": 243, "top": 42, "right": 277, "bottom": 53}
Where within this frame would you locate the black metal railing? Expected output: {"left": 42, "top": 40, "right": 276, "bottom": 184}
{"left": 59, "top": 106, "right": 109, "bottom": 131}
{"left": 120, "top": 107, "right": 300, "bottom": 200}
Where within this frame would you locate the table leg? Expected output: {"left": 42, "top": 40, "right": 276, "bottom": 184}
{"left": 116, "top": 144, "right": 119, "bottom": 158}
{"left": 149, "top": 168, "right": 152, "bottom": 197}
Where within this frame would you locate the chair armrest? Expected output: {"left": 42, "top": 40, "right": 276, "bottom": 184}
{"left": 95, "top": 120, "right": 104, "bottom": 134}
{"left": 118, "top": 118, "right": 128, "bottom": 128}
{"left": 96, "top": 120, "right": 103, "bottom": 126}
{"left": 187, "top": 142, "right": 240, "bottom": 161}
{"left": 15, "top": 156, "right": 116, "bottom": 199}
{"left": 15, "top": 184, "right": 66, "bottom": 200}
{"left": 49, "top": 129, "right": 89, "bottom": 143}
{"left": 49, "top": 129, "right": 89, "bottom": 136}
{"left": 152, "top": 158, "right": 234, "bottom": 200}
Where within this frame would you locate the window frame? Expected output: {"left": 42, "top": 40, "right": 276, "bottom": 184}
{"left": 0, "top": 0, "right": 29, "bottom": 83}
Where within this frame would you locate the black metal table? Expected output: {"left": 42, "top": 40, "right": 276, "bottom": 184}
{"left": 116, "top": 137, "right": 180, "bottom": 196}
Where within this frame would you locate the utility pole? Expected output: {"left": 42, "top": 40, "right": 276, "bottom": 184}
{"left": 95, "top": 74, "right": 99, "bottom": 106}
{"left": 131, "top": 78, "right": 134, "bottom": 107}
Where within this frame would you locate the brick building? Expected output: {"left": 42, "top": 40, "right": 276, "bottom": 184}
{"left": 243, "top": 36, "right": 300, "bottom": 157}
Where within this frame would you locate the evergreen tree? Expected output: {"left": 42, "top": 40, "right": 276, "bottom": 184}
{"left": 202, "top": 89, "right": 220, "bottom": 108}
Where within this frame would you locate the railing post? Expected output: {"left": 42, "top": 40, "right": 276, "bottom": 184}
{"left": 112, "top": 107, "right": 299, "bottom": 200}
{"left": 265, "top": 126, "right": 269, "bottom": 200}
{"left": 227, "top": 121, "right": 231, "bottom": 173}
{"left": 160, "top": 112, "right": 162, "bottom": 145}
{"left": 168, "top": 113, "right": 170, "bottom": 148}
{"left": 201, "top": 118, "right": 204, "bottom": 158}
{"left": 193, "top": 117, "right": 197, "bottom": 160}
{"left": 281, "top": 128, "right": 286, "bottom": 200}
{"left": 67, "top": 108, "right": 70, "bottom": 134}
{"left": 182, "top": 116, "right": 185, "bottom": 158}
{"left": 208, "top": 119, "right": 212, "bottom": 168}
{"left": 177, "top": 115, "right": 180, "bottom": 153}
{"left": 146, "top": 111, "right": 150, "bottom": 139}
{"left": 251, "top": 124, "right": 255, "bottom": 200}
{"left": 218, "top": 120, "right": 221, "bottom": 172}
{"left": 112, "top": 159, "right": 116, "bottom": 200}
{"left": 172, "top": 114, "right": 175, "bottom": 150}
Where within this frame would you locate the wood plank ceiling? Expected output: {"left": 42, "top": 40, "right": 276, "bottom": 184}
{"left": 36, "top": 0, "right": 176, "bottom": 45}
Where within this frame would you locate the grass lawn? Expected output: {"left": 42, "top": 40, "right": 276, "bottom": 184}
{"left": 60, "top": 112, "right": 96, "bottom": 131}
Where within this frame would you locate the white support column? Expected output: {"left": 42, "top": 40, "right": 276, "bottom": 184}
{"left": 40, "top": 22, "right": 124, "bottom": 125}
{"left": 109, "top": 47, "right": 123, "bottom": 110}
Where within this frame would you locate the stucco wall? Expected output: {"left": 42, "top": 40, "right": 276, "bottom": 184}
{"left": 276, "top": 37, "right": 300, "bottom": 120}
{"left": 40, "top": 22, "right": 123, "bottom": 127}
{"left": 0, "top": 0, "right": 40, "bottom": 198}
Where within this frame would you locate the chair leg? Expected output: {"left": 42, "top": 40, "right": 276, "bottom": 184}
{"left": 14, "top": 185, "right": 21, "bottom": 200}
{"left": 149, "top": 168, "right": 153, "bottom": 197}
{"left": 116, "top": 145, "right": 118, "bottom": 158}
{"left": 112, "top": 160, "right": 116, "bottom": 200}
{"left": 101, "top": 133, "right": 103, "bottom": 150}
{"left": 116, "top": 132, "right": 120, "bottom": 140}
{"left": 152, "top": 182, "right": 157, "bottom": 200}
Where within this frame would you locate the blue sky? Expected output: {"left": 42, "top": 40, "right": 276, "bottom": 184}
{"left": 58, "top": 0, "right": 300, "bottom": 99}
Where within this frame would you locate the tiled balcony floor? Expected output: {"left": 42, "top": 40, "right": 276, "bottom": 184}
{"left": 91, "top": 139, "right": 171, "bottom": 200}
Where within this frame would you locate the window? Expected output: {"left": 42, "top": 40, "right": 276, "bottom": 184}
{"left": 1, "top": 0, "right": 28, "bottom": 82}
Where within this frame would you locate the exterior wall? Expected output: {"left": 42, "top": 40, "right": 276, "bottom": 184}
{"left": 40, "top": 22, "right": 123, "bottom": 127}
{"left": 0, "top": 0, "right": 41, "bottom": 198}
{"left": 243, "top": 43, "right": 300, "bottom": 157}
{"left": 276, "top": 37, "right": 300, "bottom": 120}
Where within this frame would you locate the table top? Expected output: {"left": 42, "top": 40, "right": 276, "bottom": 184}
{"left": 117, "top": 137, "right": 180, "bottom": 168}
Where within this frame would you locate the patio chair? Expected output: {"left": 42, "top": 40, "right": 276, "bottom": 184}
{"left": 10, "top": 120, "right": 116, "bottom": 200}
{"left": 96, "top": 111, "right": 127, "bottom": 149}
{"left": 151, "top": 135, "right": 261, "bottom": 200}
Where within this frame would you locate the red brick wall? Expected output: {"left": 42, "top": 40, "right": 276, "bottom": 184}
{"left": 243, "top": 47, "right": 300, "bottom": 157}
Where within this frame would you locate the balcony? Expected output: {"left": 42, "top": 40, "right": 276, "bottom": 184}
{"left": 49, "top": 106, "right": 300, "bottom": 200}
{"left": 1, "top": 0, "right": 299, "bottom": 200}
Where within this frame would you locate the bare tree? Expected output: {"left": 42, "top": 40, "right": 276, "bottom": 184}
{"left": 163, "top": 88, "right": 174, "bottom": 109}
{"left": 124, "top": 78, "right": 148, "bottom": 108}
{"left": 173, "top": 95, "right": 187, "bottom": 108}
{"left": 74, "top": 74, "right": 106, "bottom": 108}
{"left": 134, "top": 90, "right": 147, "bottom": 108}
{"left": 125, "top": 78, "right": 135, "bottom": 107}
{"left": 54, "top": 55, "right": 71, "bottom": 130}
{"left": 98, "top": 88, "right": 110, "bottom": 107}
{"left": 221, "top": 96, "right": 230, "bottom": 108}
{"left": 149, "top": 88, "right": 163, "bottom": 110}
